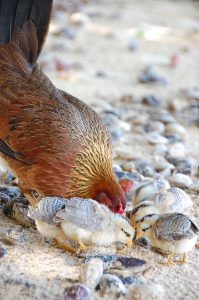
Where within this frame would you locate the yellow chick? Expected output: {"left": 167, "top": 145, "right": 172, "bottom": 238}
{"left": 131, "top": 187, "right": 192, "bottom": 227}
{"left": 136, "top": 213, "right": 198, "bottom": 265}
{"left": 28, "top": 197, "right": 135, "bottom": 252}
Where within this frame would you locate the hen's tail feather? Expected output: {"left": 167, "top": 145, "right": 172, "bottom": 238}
{"left": 0, "top": 0, "right": 52, "bottom": 66}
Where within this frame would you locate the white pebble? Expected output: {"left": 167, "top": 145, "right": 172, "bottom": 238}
{"left": 131, "top": 280, "right": 165, "bottom": 300}
{"left": 190, "top": 180, "right": 199, "bottom": 192}
{"left": 168, "top": 143, "right": 186, "bottom": 157}
{"left": 166, "top": 123, "right": 186, "bottom": 136}
{"left": 169, "top": 173, "right": 193, "bottom": 188}
{"left": 146, "top": 132, "right": 168, "bottom": 144}
{"left": 80, "top": 259, "right": 103, "bottom": 289}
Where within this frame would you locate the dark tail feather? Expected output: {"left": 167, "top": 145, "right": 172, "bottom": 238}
{"left": 0, "top": 0, "right": 52, "bottom": 66}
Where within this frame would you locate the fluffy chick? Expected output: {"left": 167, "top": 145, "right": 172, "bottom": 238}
{"left": 136, "top": 213, "right": 198, "bottom": 265}
{"left": 29, "top": 197, "right": 135, "bottom": 252}
{"left": 132, "top": 178, "right": 170, "bottom": 206}
{"left": 131, "top": 187, "right": 193, "bottom": 227}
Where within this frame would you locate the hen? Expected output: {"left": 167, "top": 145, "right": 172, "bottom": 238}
{"left": 0, "top": 0, "right": 125, "bottom": 213}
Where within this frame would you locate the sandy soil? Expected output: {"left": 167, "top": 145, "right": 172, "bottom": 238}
{"left": 0, "top": 1, "right": 199, "bottom": 299}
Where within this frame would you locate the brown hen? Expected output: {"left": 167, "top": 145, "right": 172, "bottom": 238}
{"left": 0, "top": 0, "right": 126, "bottom": 213}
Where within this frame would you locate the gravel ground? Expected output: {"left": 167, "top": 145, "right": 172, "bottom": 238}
{"left": 0, "top": 1, "right": 199, "bottom": 299}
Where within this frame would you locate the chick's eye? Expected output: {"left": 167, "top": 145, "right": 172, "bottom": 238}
{"left": 121, "top": 228, "right": 130, "bottom": 237}
{"left": 142, "top": 226, "right": 151, "bottom": 232}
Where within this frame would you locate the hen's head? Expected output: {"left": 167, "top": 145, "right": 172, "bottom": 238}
{"left": 93, "top": 180, "right": 126, "bottom": 214}
{"left": 67, "top": 124, "right": 127, "bottom": 214}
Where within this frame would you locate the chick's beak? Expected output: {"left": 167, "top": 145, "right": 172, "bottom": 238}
{"left": 126, "top": 238, "right": 133, "bottom": 248}
{"left": 136, "top": 231, "right": 144, "bottom": 240}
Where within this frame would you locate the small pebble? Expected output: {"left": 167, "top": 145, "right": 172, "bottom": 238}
{"left": 64, "top": 284, "right": 91, "bottom": 300}
{"left": 98, "top": 274, "right": 126, "bottom": 297}
{"left": 181, "top": 86, "right": 199, "bottom": 101}
{"left": 169, "top": 173, "right": 193, "bottom": 188}
{"left": 154, "top": 144, "right": 168, "bottom": 155}
{"left": 0, "top": 245, "right": 6, "bottom": 258}
{"left": 144, "top": 121, "right": 165, "bottom": 134}
{"left": 131, "top": 280, "right": 165, "bottom": 300}
{"left": 142, "top": 94, "right": 160, "bottom": 106}
{"left": 168, "top": 143, "right": 186, "bottom": 157}
{"left": 166, "top": 157, "right": 193, "bottom": 175}
{"left": 134, "top": 160, "right": 156, "bottom": 177}
{"left": 151, "top": 112, "right": 176, "bottom": 124}
{"left": 122, "top": 161, "right": 136, "bottom": 172}
{"left": 152, "top": 156, "right": 174, "bottom": 172}
{"left": 166, "top": 123, "right": 186, "bottom": 136}
{"left": 139, "top": 67, "right": 168, "bottom": 85}
{"left": 70, "top": 13, "right": 90, "bottom": 26}
{"left": 164, "top": 134, "right": 183, "bottom": 144}
{"left": 128, "top": 39, "right": 139, "bottom": 51}
{"left": 146, "top": 132, "right": 168, "bottom": 144}
{"left": 80, "top": 259, "right": 103, "bottom": 289}
{"left": 190, "top": 181, "right": 199, "bottom": 192}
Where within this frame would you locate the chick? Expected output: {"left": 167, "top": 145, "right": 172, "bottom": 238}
{"left": 132, "top": 178, "right": 170, "bottom": 206}
{"left": 29, "top": 197, "right": 135, "bottom": 252}
{"left": 131, "top": 187, "right": 192, "bottom": 227}
{"left": 136, "top": 213, "right": 198, "bottom": 265}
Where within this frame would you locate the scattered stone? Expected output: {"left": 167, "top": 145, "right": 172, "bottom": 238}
{"left": 70, "top": 13, "right": 90, "bottom": 26}
{"left": 115, "top": 171, "right": 141, "bottom": 181}
{"left": 168, "top": 143, "right": 186, "bottom": 157}
{"left": 142, "top": 94, "right": 160, "bottom": 106}
{"left": 169, "top": 173, "right": 193, "bottom": 188}
{"left": 151, "top": 112, "right": 176, "bottom": 124}
{"left": 122, "top": 161, "right": 136, "bottom": 172}
{"left": 181, "top": 86, "right": 199, "bottom": 101}
{"left": 128, "top": 39, "right": 139, "bottom": 51}
{"left": 154, "top": 144, "right": 168, "bottom": 155}
{"left": 163, "top": 134, "right": 183, "bottom": 144}
{"left": 190, "top": 181, "right": 199, "bottom": 192}
{"left": 12, "top": 203, "right": 35, "bottom": 228}
{"left": 82, "top": 255, "right": 150, "bottom": 274}
{"left": 166, "top": 157, "right": 193, "bottom": 175}
{"left": 152, "top": 156, "right": 174, "bottom": 172}
{"left": 131, "top": 280, "right": 165, "bottom": 300}
{"left": 139, "top": 67, "right": 168, "bottom": 85}
{"left": 144, "top": 121, "right": 165, "bottom": 134}
{"left": 170, "top": 53, "right": 181, "bottom": 67}
{"left": 134, "top": 160, "right": 156, "bottom": 177}
{"left": 166, "top": 123, "right": 186, "bottom": 136}
{"left": 80, "top": 258, "right": 103, "bottom": 289}
{"left": 146, "top": 132, "right": 168, "bottom": 145}
{"left": 98, "top": 274, "right": 127, "bottom": 297}
{"left": 0, "top": 245, "right": 6, "bottom": 258}
{"left": 64, "top": 284, "right": 91, "bottom": 300}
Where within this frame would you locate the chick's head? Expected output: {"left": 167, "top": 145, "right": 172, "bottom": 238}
{"left": 136, "top": 213, "right": 160, "bottom": 239}
{"left": 115, "top": 216, "right": 135, "bottom": 247}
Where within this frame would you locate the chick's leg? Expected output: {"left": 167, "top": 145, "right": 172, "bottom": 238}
{"left": 54, "top": 238, "right": 76, "bottom": 254}
{"left": 175, "top": 253, "right": 188, "bottom": 264}
{"left": 160, "top": 252, "right": 174, "bottom": 266}
{"left": 76, "top": 237, "right": 88, "bottom": 252}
